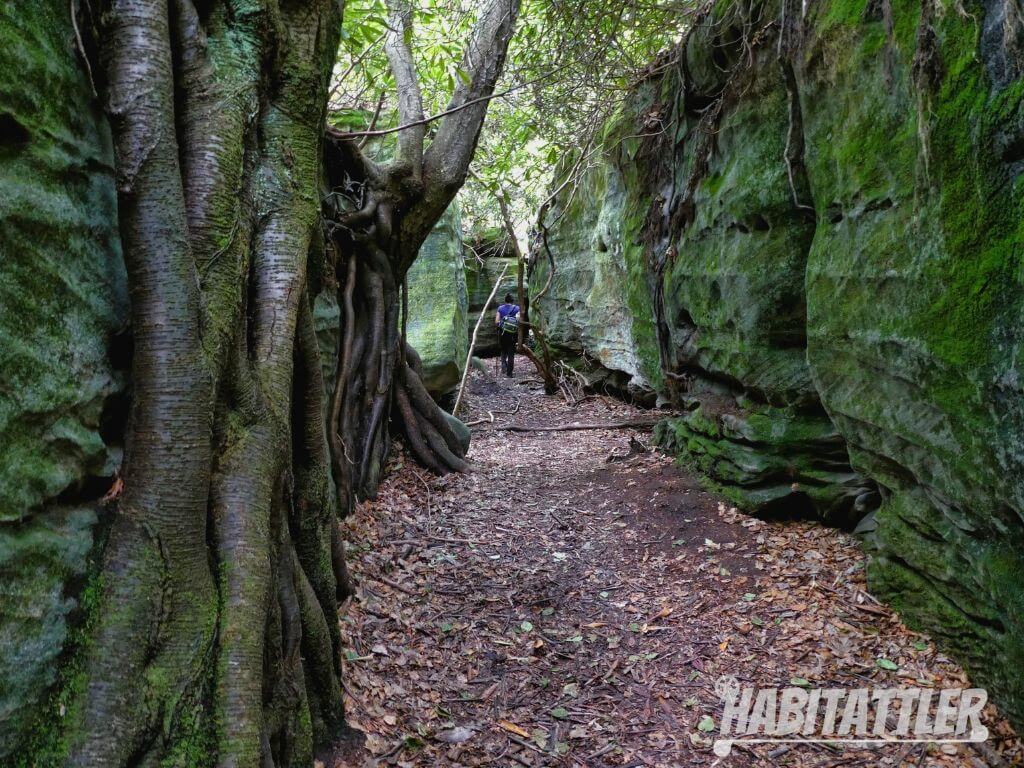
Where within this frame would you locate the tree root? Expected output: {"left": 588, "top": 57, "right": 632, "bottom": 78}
{"left": 395, "top": 363, "right": 471, "bottom": 474}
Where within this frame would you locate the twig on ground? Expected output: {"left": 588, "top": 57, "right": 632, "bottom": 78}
{"left": 493, "top": 418, "right": 662, "bottom": 432}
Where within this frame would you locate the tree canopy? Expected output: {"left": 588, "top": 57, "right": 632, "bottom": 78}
{"left": 331, "top": 0, "right": 705, "bottom": 235}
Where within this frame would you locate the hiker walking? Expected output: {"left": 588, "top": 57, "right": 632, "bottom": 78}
{"left": 495, "top": 293, "right": 520, "bottom": 378}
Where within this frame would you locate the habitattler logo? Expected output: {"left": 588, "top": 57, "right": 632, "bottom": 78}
{"left": 712, "top": 675, "right": 989, "bottom": 757}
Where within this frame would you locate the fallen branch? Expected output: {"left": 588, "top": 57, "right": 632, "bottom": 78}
{"left": 464, "top": 398, "right": 522, "bottom": 427}
{"left": 493, "top": 418, "right": 663, "bottom": 433}
{"left": 374, "top": 574, "right": 420, "bottom": 597}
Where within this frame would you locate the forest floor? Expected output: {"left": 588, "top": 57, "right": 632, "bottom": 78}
{"left": 332, "top": 356, "right": 1023, "bottom": 768}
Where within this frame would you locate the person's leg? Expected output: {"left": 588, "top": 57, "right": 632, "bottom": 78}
{"left": 507, "top": 338, "right": 515, "bottom": 376}
{"left": 501, "top": 334, "right": 514, "bottom": 377}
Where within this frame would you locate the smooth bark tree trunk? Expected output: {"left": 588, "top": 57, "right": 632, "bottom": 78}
{"left": 68, "top": 1, "right": 348, "bottom": 765}
{"left": 60, "top": 0, "right": 519, "bottom": 763}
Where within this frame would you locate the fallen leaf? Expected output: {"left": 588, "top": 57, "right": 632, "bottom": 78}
{"left": 498, "top": 720, "right": 531, "bottom": 739}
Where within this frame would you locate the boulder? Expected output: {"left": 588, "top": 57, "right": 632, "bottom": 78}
{"left": 0, "top": 2, "right": 128, "bottom": 756}
{"left": 406, "top": 205, "right": 469, "bottom": 396}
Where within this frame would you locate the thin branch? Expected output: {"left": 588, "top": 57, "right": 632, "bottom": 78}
{"left": 493, "top": 418, "right": 663, "bottom": 432}
{"left": 454, "top": 263, "right": 509, "bottom": 416}
{"left": 424, "top": 0, "right": 522, "bottom": 187}
{"left": 336, "top": 66, "right": 561, "bottom": 140}
{"left": 384, "top": 0, "right": 426, "bottom": 174}
{"left": 358, "top": 90, "right": 387, "bottom": 150}
{"left": 329, "top": 32, "right": 386, "bottom": 105}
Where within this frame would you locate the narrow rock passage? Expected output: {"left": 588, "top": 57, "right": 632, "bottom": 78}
{"left": 336, "top": 358, "right": 1022, "bottom": 768}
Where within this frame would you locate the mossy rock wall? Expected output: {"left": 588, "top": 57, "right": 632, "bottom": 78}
{"left": 406, "top": 206, "right": 469, "bottom": 396}
{"left": 798, "top": 0, "right": 1024, "bottom": 722}
{"left": 464, "top": 229, "right": 519, "bottom": 358}
{"left": 531, "top": 157, "right": 660, "bottom": 401}
{"left": 536, "top": 0, "right": 1024, "bottom": 725}
{"left": 537, "top": 3, "right": 873, "bottom": 521}
{"left": 0, "top": 2, "right": 127, "bottom": 758}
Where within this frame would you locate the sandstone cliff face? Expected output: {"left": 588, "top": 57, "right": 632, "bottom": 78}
{"left": 531, "top": 162, "right": 662, "bottom": 402}
{"left": 405, "top": 207, "right": 469, "bottom": 396}
{"left": 0, "top": 2, "right": 128, "bottom": 755}
{"left": 535, "top": 0, "right": 1024, "bottom": 723}
{"left": 464, "top": 229, "right": 519, "bottom": 358}
{"left": 798, "top": 0, "right": 1024, "bottom": 723}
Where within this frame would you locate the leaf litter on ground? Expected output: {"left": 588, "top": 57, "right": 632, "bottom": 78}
{"left": 334, "top": 360, "right": 1023, "bottom": 768}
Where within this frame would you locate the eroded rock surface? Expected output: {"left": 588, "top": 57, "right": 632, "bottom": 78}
{"left": 534, "top": 0, "right": 1024, "bottom": 724}
{"left": 0, "top": 2, "right": 127, "bottom": 755}
{"left": 406, "top": 207, "right": 469, "bottom": 396}
{"left": 464, "top": 228, "right": 519, "bottom": 358}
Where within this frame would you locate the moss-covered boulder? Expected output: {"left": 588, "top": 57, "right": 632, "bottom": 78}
{"left": 406, "top": 206, "right": 469, "bottom": 396}
{"left": 0, "top": 2, "right": 127, "bottom": 756}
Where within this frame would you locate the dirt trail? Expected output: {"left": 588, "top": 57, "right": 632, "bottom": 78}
{"left": 335, "top": 358, "right": 1022, "bottom": 768}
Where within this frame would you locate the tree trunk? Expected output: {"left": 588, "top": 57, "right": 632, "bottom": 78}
{"left": 322, "top": 0, "right": 522, "bottom": 501}
{"left": 323, "top": 198, "right": 472, "bottom": 507}
{"left": 58, "top": 0, "right": 520, "bottom": 762}
{"left": 68, "top": 1, "right": 348, "bottom": 765}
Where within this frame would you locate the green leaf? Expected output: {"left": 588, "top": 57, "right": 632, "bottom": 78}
{"left": 876, "top": 658, "right": 899, "bottom": 671}
{"left": 697, "top": 715, "right": 715, "bottom": 732}
{"left": 913, "top": 641, "right": 928, "bottom": 652}
{"left": 520, "top": 620, "right": 534, "bottom": 632}
{"left": 790, "top": 677, "right": 811, "bottom": 687}
{"left": 550, "top": 707, "right": 569, "bottom": 719}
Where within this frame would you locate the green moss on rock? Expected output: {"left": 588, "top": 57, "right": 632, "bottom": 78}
{"left": 406, "top": 205, "right": 469, "bottom": 396}
{"left": 535, "top": 0, "right": 1024, "bottom": 727}
{"left": 0, "top": 1, "right": 127, "bottom": 757}
{"left": 463, "top": 229, "right": 518, "bottom": 359}
{"left": 531, "top": 150, "right": 660, "bottom": 401}
{"left": 800, "top": 0, "right": 1024, "bottom": 722}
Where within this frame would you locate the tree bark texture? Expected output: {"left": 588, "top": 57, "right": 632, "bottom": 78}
{"left": 322, "top": 0, "right": 521, "bottom": 507}
{"left": 51, "top": 0, "right": 520, "bottom": 763}
{"left": 69, "top": 1, "right": 347, "bottom": 765}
